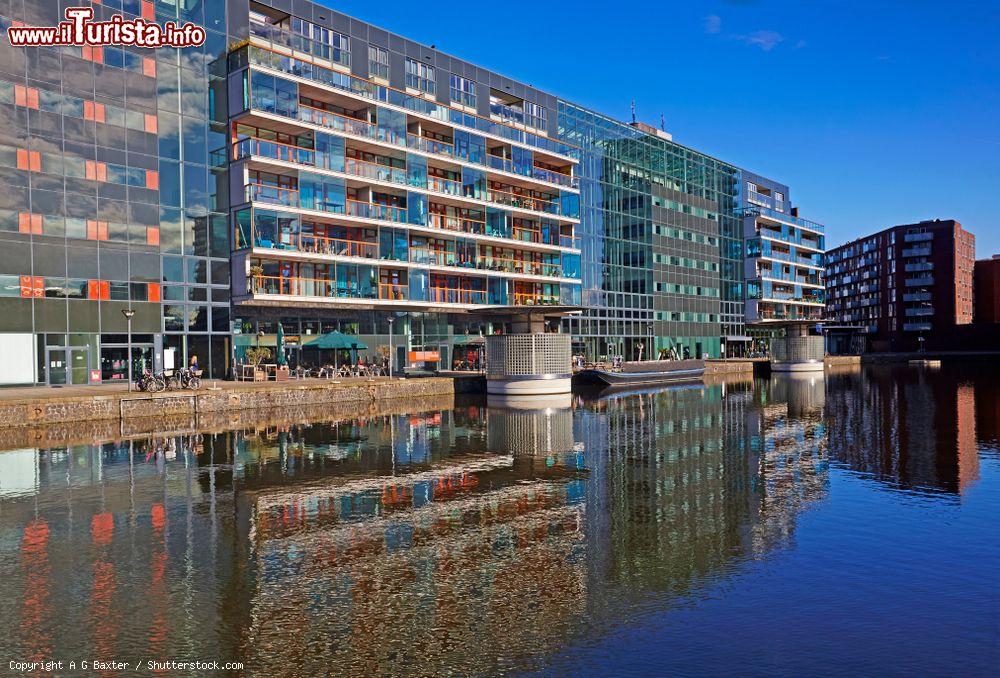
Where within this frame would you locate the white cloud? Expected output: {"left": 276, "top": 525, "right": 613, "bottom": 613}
{"left": 704, "top": 14, "right": 722, "bottom": 34}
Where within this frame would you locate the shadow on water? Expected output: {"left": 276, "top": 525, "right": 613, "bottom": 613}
{"left": 0, "top": 363, "right": 998, "bottom": 674}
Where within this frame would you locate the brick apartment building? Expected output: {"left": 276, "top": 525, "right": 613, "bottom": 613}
{"left": 974, "top": 255, "right": 1000, "bottom": 323}
{"left": 825, "top": 219, "right": 975, "bottom": 351}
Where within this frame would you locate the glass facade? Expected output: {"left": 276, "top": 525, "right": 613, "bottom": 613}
{"left": 0, "top": 0, "right": 231, "bottom": 384}
{"left": 0, "top": 0, "right": 823, "bottom": 381}
{"left": 556, "top": 106, "right": 739, "bottom": 359}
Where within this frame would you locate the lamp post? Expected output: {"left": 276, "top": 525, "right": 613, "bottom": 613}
{"left": 122, "top": 308, "right": 136, "bottom": 392}
{"left": 387, "top": 315, "right": 395, "bottom": 380}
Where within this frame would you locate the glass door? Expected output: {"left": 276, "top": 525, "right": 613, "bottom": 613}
{"left": 47, "top": 349, "right": 68, "bottom": 385}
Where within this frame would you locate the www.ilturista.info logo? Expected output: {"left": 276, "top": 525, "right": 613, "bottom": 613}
{"left": 7, "top": 7, "right": 205, "bottom": 48}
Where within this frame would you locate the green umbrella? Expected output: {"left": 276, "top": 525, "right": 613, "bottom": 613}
{"left": 276, "top": 324, "right": 286, "bottom": 366}
{"left": 303, "top": 331, "right": 368, "bottom": 351}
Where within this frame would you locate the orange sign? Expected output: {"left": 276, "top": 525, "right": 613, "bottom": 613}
{"left": 408, "top": 351, "right": 440, "bottom": 362}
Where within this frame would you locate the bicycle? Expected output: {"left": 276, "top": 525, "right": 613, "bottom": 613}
{"left": 136, "top": 369, "right": 166, "bottom": 393}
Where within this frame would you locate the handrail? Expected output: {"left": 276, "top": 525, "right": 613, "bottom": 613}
{"left": 250, "top": 231, "right": 379, "bottom": 259}
{"left": 250, "top": 274, "right": 376, "bottom": 299}
{"left": 428, "top": 287, "right": 487, "bottom": 304}
{"left": 251, "top": 103, "right": 579, "bottom": 189}
{"left": 511, "top": 292, "right": 561, "bottom": 306}
{"left": 379, "top": 282, "right": 407, "bottom": 300}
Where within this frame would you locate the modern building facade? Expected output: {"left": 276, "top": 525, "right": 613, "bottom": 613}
{"left": 0, "top": 0, "right": 820, "bottom": 384}
{"left": 741, "top": 171, "right": 826, "bottom": 327}
{"left": 825, "top": 219, "right": 975, "bottom": 351}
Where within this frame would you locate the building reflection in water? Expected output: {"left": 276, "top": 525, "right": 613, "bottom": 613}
{"left": 18, "top": 363, "right": 1000, "bottom": 671}
{"left": 825, "top": 366, "right": 980, "bottom": 495}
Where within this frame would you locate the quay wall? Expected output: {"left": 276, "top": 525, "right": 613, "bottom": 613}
{"left": 0, "top": 378, "right": 454, "bottom": 430}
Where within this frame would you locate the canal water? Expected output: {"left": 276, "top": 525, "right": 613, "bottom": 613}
{"left": 0, "top": 365, "right": 997, "bottom": 676}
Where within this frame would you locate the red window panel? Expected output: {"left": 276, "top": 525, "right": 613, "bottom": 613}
{"left": 145, "top": 169, "right": 159, "bottom": 190}
{"left": 86, "top": 220, "right": 99, "bottom": 240}
{"left": 141, "top": 1, "right": 155, "bottom": 20}
{"left": 16, "top": 149, "right": 29, "bottom": 171}
{"left": 87, "top": 280, "right": 100, "bottom": 300}
{"left": 81, "top": 45, "right": 93, "bottom": 61}
{"left": 13, "top": 85, "right": 26, "bottom": 107}
{"left": 28, "top": 151, "right": 40, "bottom": 172}
{"left": 142, "top": 57, "right": 156, "bottom": 78}
{"left": 32, "top": 276, "right": 44, "bottom": 298}
{"left": 99, "top": 281, "right": 110, "bottom": 301}
{"left": 144, "top": 114, "right": 158, "bottom": 133}
{"left": 84, "top": 100, "right": 95, "bottom": 120}
{"left": 91, "top": 47, "right": 104, "bottom": 64}
{"left": 18, "top": 212, "right": 32, "bottom": 234}
{"left": 20, "top": 276, "right": 34, "bottom": 297}
{"left": 148, "top": 282, "right": 161, "bottom": 302}
{"left": 146, "top": 227, "right": 159, "bottom": 246}
{"left": 26, "top": 88, "right": 38, "bottom": 110}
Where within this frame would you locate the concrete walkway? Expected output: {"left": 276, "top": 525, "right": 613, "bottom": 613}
{"left": 0, "top": 376, "right": 393, "bottom": 402}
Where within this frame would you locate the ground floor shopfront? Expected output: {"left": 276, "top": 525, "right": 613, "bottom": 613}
{"left": 0, "top": 332, "right": 232, "bottom": 386}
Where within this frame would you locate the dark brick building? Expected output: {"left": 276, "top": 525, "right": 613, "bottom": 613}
{"left": 974, "top": 255, "right": 1000, "bottom": 324}
{"left": 825, "top": 219, "right": 975, "bottom": 352}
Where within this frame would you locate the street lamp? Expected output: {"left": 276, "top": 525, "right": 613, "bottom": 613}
{"left": 121, "top": 308, "right": 136, "bottom": 392}
{"left": 387, "top": 315, "right": 395, "bottom": 380}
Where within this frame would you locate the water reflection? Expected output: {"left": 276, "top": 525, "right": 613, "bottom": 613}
{"left": 0, "top": 365, "right": 996, "bottom": 673}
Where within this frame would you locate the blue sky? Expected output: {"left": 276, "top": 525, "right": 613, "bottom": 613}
{"left": 326, "top": 0, "right": 999, "bottom": 254}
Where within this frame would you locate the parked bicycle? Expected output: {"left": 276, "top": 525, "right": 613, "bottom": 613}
{"left": 136, "top": 368, "right": 166, "bottom": 392}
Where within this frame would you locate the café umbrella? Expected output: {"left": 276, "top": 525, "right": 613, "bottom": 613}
{"left": 303, "top": 331, "right": 368, "bottom": 369}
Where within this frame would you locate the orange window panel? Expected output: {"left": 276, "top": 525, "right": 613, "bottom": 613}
{"left": 18, "top": 212, "right": 32, "bottom": 233}
{"left": 144, "top": 114, "right": 157, "bottom": 133}
{"left": 97, "top": 221, "right": 109, "bottom": 241}
{"left": 13, "top": 85, "right": 26, "bottom": 107}
{"left": 85, "top": 160, "right": 97, "bottom": 181}
{"left": 20, "top": 275, "right": 34, "bottom": 297}
{"left": 142, "top": 57, "right": 156, "bottom": 78}
{"left": 87, "top": 280, "right": 100, "bottom": 299}
{"left": 86, "top": 220, "right": 99, "bottom": 240}
{"left": 28, "top": 151, "right": 40, "bottom": 172}
{"left": 141, "top": 1, "right": 155, "bottom": 20}
{"left": 94, "top": 103, "right": 105, "bottom": 123}
{"left": 99, "top": 281, "right": 110, "bottom": 300}
{"left": 145, "top": 169, "right": 159, "bottom": 190}
{"left": 146, "top": 227, "right": 159, "bottom": 246}
{"left": 32, "top": 276, "right": 44, "bottom": 297}
{"left": 148, "top": 282, "right": 161, "bottom": 302}
{"left": 84, "top": 100, "right": 95, "bottom": 120}
{"left": 30, "top": 214, "right": 42, "bottom": 234}
{"left": 96, "top": 162, "right": 107, "bottom": 182}
{"left": 16, "top": 149, "right": 29, "bottom": 171}
{"left": 91, "top": 47, "right": 103, "bottom": 64}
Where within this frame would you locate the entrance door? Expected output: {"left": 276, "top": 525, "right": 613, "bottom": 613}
{"left": 47, "top": 349, "right": 68, "bottom": 385}
{"left": 47, "top": 347, "right": 91, "bottom": 385}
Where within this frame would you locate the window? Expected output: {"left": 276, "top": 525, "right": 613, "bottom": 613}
{"left": 450, "top": 75, "right": 476, "bottom": 108}
{"left": 368, "top": 45, "right": 389, "bottom": 80}
{"left": 405, "top": 58, "right": 435, "bottom": 95}
{"left": 524, "top": 101, "right": 547, "bottom": 130}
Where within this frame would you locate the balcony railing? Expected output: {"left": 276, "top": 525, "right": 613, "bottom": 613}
{"left": 252, "top": 102, "right": 579, "bottom": 189}
{"left": 250, "top": 274, "right": 376, "bottom": 299}
{"left": 245, "top": 183, "right": 408, "bottom": 223}
{"left": 238, "top": 135, "right": 575, "bottom": 218}
{"left": 249, "top": 22, "right": 351, "bottom": 68}
{"left": 428, "top": 287, "right": 487, "bottom": 305}
{"left": 478, "top": 256, "right": 563, "bottom": 277}
{"left": 511, "top": 292, "right": 561, "bottom": 306}
{"left": 379, "top": 282, "right": 407, "bottom": 301}
{"left": 904, "top": 232, "right": 933, "bottom": 243}
{"left": 902, "top": 246, "right": 931, "bottom": 258}
{"left": 244, "top": 230, "right": 379, "bottom": 260}
{"left": 739, "top": 205, "right": 824, "bottom": 234}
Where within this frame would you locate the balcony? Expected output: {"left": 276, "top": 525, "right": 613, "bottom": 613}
{"left": 242, "top": 44, "right": 580, "bottom": 162}
{"left": 904, "top": 275, "right": 934, "bottom": 287}
{"left": 903, "top": 322, "right": 932, "bottom": 332}
{"left": 237, "top": 138, "right": 577, "bottom": 219}
{"left": 739, "top": 205, "right": 824, "bottom": 234}
{"left": 429, "top": 287, "right": 487, "bottom": 305}
{"left": 246, "top": 183, "right": 408, "bottom": 222}
{"left": 904, "top": 232, "right": 933, "bottom": 243}
{"left": 904, "top": 262, "right": 934, "bottom": 272}
{"left": 902, "top": 246, "right": 931, "bottom": 258}
{"left": 903, "top": 292, "right": 931, "bottom": 302}
{"left": 251, "top": 274, "right": 375, "bottom": 300}
{"left": 905, "top": 307, "right": 934, "bottom": 317}
{"left": 240, "top": 229, "right": 379, "bottom": 260}
{"left": 249, "top": 21, "right": 350, "bottom": 68}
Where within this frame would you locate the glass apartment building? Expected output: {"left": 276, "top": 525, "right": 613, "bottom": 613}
{"left": 0, "top": 0, "right": 818, "bottom": 384}
{"left": 741, "top": 171, "right": 826, "bottom": 326}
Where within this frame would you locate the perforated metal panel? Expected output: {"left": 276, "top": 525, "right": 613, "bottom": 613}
{"left": 772, "top": 336, "right": 825, "bottom": 363}
{"left": 487, "top": 406, "right": 574, "bottom": 455}
{"left": 485, "top": 334, "right": 572, "bottom": 377}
